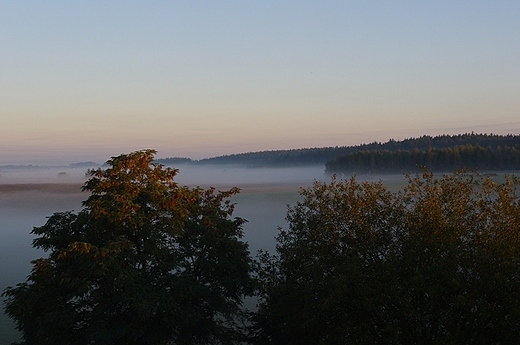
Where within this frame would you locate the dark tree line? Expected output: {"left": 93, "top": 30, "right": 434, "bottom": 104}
{"left": 326, "top": 144, "right": 520, "bottom": 174}
{"left": 194, "top": 133, "right": 520, "bottom": 168}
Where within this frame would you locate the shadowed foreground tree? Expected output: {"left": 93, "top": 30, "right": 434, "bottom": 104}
{"left": 253, "top": 169, "right": 520, "bottom": 344}
{"left": 3, "top": 150, "right": 255, "bottom": 345}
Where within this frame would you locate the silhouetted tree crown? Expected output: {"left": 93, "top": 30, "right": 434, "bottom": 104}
{"left": 3, "top": 149, "right": 255, "bottom": 345}
{"left": 253, "top": 169, "right": 520, "bottom": 344}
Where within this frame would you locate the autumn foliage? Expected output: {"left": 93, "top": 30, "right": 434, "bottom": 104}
{"left": 3, "top": 150, "right": 255, "bottom": 345}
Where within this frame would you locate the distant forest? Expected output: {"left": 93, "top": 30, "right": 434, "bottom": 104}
{"left": 156, "top": 133, "right": 520, "bottom": 172}
{"left": 326, "top": 144, "right": 520, "bottom": 174}
{"left": 325, "top": 133, "right": 520, "bottom": 174}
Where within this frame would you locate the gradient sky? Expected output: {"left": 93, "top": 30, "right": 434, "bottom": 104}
{"left": 1, "top": 1, "right": 519, "bottom": 165}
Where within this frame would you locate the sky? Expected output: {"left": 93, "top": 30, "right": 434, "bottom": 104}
{"left": 1, "top": 1, "right": 519, "bottom": 165}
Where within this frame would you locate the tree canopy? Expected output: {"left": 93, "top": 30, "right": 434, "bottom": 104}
{"left": 253, "top": 169, "right": 520, "bottom": 344}
{"left": 3, "top": 150, "right": 255, "bottom": 345}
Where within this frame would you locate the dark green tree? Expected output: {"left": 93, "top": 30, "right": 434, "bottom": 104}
{"left": 253, "top": 176, "right": 399, "bottom": 344}
{"left": 3, "top": 150, "right": 255, "bottom": 345}
{"left": 253, "top": 170, "right": 520, "bottom": 344}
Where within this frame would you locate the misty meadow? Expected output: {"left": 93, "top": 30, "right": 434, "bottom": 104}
{"left": 0, "top": 157, "right": 323, "bottom": 344}
{"left": 1, "top": 143, "right": 520, "bottom": 344}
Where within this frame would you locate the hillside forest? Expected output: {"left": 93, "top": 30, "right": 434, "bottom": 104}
{"left": 157, "top": 133, "right": 520, "bottom": 174}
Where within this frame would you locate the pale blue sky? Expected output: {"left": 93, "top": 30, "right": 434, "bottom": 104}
{"left": 1, "top": 1, "right": 519, "bottom": 165}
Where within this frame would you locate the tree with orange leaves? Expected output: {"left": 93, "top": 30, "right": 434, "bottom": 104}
{"left": 3, "top": 150, "right": 254, "bottom": 345}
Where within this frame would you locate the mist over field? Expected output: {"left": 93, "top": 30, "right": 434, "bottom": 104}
{"left": 0, "top": 164, "right": 332, "bottom": 343}
{"left": 0, "top": 166, "right": 91, "bottom": 184}
{"left": 3, "top": 160, "right": 512, "bottom": 343}
{"left": 170, "top": 164, "right": 328, "bottom": 187}
{"left": 0, "top": 164, "right": 328, "bottom": 187}
{"left": 0, "top": 188, "right": 85, "bottom": 344}
{"left": 0, "top": 160, "right": 465, "bottom": 343}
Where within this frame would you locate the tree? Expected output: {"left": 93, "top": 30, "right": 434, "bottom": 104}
{"left": 3, "top": 150, "right": 255, "bottom": 345}
{"left": 252, "top": 176, "right": 400, "bottom": 344}
{"left": 253, "top": 169, "right": 520, "bottom": 344}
